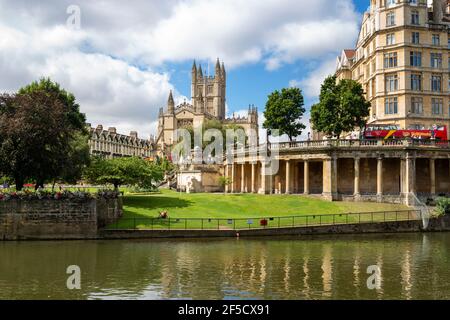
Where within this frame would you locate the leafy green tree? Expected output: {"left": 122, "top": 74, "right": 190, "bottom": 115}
{"left": 19, "top": 78, "right": 87, "bottom": 133}
{"left": 218, "top": 176, "right": 233, "bottom": 194}
{"left": 0, "top": 79, "right": 89, "bottom": 190}
{"left": 84, "top": 157, "right": 164, "bottom": 190}
{"left": 263, "top": 87, "right": 306, "bottom": 141}
{"left": 311, "top": 75, "right": 370, "bottom": 138}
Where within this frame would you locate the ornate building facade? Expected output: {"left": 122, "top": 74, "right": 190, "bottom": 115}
{"left": 336, "top": 0, "right": 449, "bottom": 134}
{"left": 156, "top": 59, "right": 259, "bottom": 151}
{"left": 88, "top": 124, "right": 155, "bottom": 159}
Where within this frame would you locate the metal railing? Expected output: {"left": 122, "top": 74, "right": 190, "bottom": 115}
{"left": 108, "top": 209, "right": 420, "bottom": 231}
{"left": 267, "top": 139, "right": 450, "bottom": 150}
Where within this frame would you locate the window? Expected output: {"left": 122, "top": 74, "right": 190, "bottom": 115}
{"left": 431, "top": 75, "right": 442, "bottom": 92}
{"left": 386, "top": 12, "right": 396, "bottom": 26}
{"left": 411, "top": 97, "right": 423, "bottom": 114}
{"left": 385, "top": 74, "right": 398, "bottom": 92}
{"left": 431, "top": 53, "right": 442, "bottom": 68}
{"left": 387, "top": 0, "right": 396, "bottom": 7}
{"left": 412, "top": 32, "right": 420, "bottom": 44}
{"left": 411, "top": 10, "right": 419, "bottom": 25}
{"left": 410, "top": 51, "right": 422, "bottom": 66}
{"left": 432, "top": 98, "right": 443, "bottom": 115}
{"left": 385, "top": 97, "right": 398, "bottom": 114}
{"left": 432, "top": 34, "right": 440, "bottom": 46}
{"left": 409, "top": 0, "right": 418, "bottom": 4}
{"left": 386, "top": 33, "right": 395, "bottom": 45}
{"left": 411, "top": 74, "right": 422, "bottom": 91}
{"left": 384, "top": 52, "right": 398, "bottom": 68}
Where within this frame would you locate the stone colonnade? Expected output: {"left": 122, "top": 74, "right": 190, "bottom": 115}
{"left": 224, "top": 151, "right": 450, "bottom": 206}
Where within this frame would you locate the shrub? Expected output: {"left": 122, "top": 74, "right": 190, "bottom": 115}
{"left": 0, "top": 189, "right": 120, "bottom": 202}
{"left": 435, "top": 197, "right": 450, "bottom": 216}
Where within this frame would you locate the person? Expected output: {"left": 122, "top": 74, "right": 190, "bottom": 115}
{"left": 159, "top": 210, "right": 168, "bottom": 219}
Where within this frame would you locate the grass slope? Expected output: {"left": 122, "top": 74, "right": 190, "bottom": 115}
{"left": 111, "top": 190, "right": 411, "bottom": 230}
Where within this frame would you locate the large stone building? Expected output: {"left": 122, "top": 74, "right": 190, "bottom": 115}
{"left": 156, "top": 59, "right": 259, "bottom": 151}
{"left": 88, "top": 124, "right": 155, "bottom": 159}
{"left": 336, "top": 0, "right": 449, "bottom": 133}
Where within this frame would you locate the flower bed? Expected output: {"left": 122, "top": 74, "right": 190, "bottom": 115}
{"left": 0, "top": 189, "right": 120, "bottom": 202}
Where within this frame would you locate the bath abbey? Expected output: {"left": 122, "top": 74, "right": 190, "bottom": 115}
{"left": 156, "top": 59, "right": 259, "bottom": 151}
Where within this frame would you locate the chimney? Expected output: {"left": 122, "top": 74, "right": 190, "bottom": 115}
{"left": 108, "top": 127, "right": 117, "bottom": 134}
{"left": 96, "top": 124, "right": 103, "bottom": 131}
{"left": 130, "top": 131, "right": 138, "bottom": 138}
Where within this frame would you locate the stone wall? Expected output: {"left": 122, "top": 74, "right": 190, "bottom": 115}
{"left": 100, "top": 215, "right": 450, "bottom": 239}
{"left": 0, "top": 198, "right": 122, "bottom": 240}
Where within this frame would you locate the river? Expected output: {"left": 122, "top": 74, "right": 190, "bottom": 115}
{"left": 0, "top": 233, "right": 449, "bottom": 300}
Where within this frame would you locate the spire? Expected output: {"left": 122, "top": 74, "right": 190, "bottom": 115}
{"left": 198, "top": 64, "right": 203, "bottom": 78}
{"left": 167, "top": 90, "right": 174, "bottom": 113}
{"left": 215, "top": 58, "right": 221, "bottom": 76}
{"left": 221, "top": 62, "right": 226, "bottom": 78}
{"left": 192, "top": 60, "right": 197, "bottom": 72}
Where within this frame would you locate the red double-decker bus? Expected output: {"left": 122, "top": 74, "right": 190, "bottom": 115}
{"left": 363, "top": 124, "right": 448, "bottom": 140}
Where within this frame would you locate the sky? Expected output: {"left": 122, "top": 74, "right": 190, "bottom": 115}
{"left": 0, "top": 0, "right": 371, "bottom": 140}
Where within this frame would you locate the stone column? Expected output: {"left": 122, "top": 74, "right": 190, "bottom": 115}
{"left": 241, "top": 163, "right": 246, "bottom": 193}
{"left": 405, "top": 153, "right": 416, "bottom": 206}
{"left": 322, "top": 158, "right": 336, "bottom": 201}
{"left": 354, "top": 157, "right": 360, "bottom": 198}
{"left": 332, "top": 155, "right": 338, "bottom": 199}
{"left": 259, "top": 161, "right": 271, "bottom": 194}
{"left": 231, "top": 162, "right": 235, "bottom": 193}
{"left": 285, "top": 160, "right": 291, "bottom": 194}
{"left": 225, "top": 164, "right": 230, "bottom": 193}
{"left": 377, "top": 156, "right": 383, "bottom": 199}
{"left": 430, "top": 158, "right": 436, "bottom": 195}
{"left": 304, "top": 160, "right": 310, "bottom": 195}
{"left": 251, "top": 162, "right": 256, "bottom": 193}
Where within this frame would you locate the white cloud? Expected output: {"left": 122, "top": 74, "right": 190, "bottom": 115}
{"left": 0, "top": 0, "right": 360, "bottom": 138}
{"left": 291, "top": 58, "right": 337, "bottom": 99}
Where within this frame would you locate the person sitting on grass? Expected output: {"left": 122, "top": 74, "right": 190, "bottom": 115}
{"left": 159, "top": 210, "right": 168, "bottom": 219}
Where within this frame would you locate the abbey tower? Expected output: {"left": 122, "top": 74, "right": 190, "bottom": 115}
{"left": 191, "top": 59, "right": 226, "bottom": 120}
{"left": 156, "top": 59, "right": 259, "bottom": 152}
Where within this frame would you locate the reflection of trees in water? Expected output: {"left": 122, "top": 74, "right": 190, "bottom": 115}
{"left": 0, "top": 233, "right": 449, "bottom": 299}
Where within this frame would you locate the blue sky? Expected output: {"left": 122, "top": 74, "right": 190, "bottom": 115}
{"left": 0, "top": 0, "right": 369, "bottom": 138}
{"left": 168, "top": 0, "right": 368, "bottom": 121}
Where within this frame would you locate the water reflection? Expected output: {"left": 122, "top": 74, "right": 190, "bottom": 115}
{"left": 0, "top": 233, "right": 449, "bottom": 300}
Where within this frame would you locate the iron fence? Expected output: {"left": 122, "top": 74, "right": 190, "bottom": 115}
{"left": 108, "top": 209, "right": 421, "bottom": 231}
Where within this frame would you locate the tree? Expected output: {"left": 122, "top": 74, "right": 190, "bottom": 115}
{"left": 311, "top": 75, "right": 370, "bottom": 139}
{"left": 18, "top": 78, "right": 87, "bottom": 133}
{"left": 0, "top": 91, "right": 70, "bottom": 190}
{"left": 263, "top": 87, "right": 306, "bottom": 141}
{"left": 0, "top": 79, "right": 89, "bottom": 190}
{"left": 218, "top": 176, "right": 233, "bottom": 194}
{"left": 84, "top": 157, "right": 164, "bottom": 190}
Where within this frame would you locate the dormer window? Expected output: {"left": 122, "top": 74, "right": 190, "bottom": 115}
{"left": 387, "top": 0, "right": 396, "bottom": 7}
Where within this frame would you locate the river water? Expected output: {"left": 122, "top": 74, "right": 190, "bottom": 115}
{"left": 0, "top": 233, "right": 449, "bottom": 300}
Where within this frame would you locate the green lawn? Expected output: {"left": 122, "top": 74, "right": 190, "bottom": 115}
{"left": 110, "top": 189, "right": 414, "bottom": 230}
